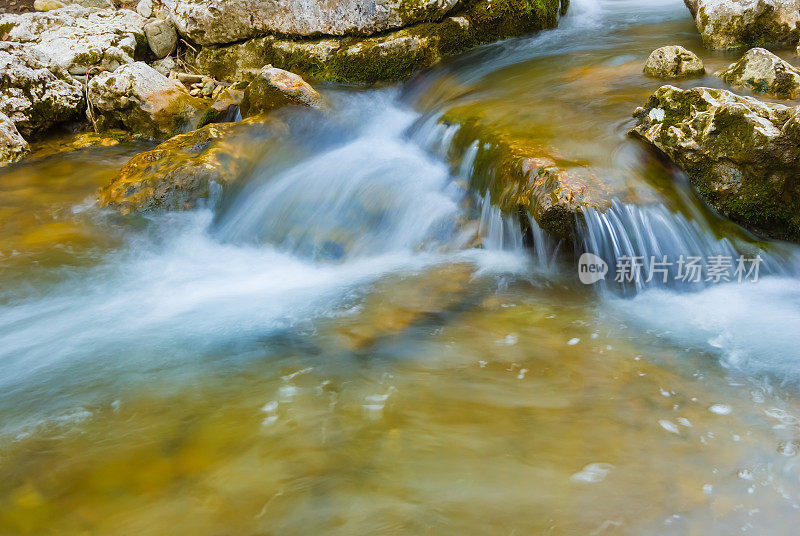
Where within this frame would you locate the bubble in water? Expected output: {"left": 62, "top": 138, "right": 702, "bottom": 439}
{"left": 659, "top": 420, "right": 680, "bottom": 435}
{"left": 709, "top": 404, "right": 732, "bottom": 415}
{"left": 570, "top": 463, "right": 614, "bottom": 483}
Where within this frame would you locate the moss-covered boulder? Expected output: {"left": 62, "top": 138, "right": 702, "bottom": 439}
{"left": 0, "top": 42, "right": 84, "bottom": 138}
{"left": 240, "top": 66, "right": 324, "bottom": 118}
{"left": 0, "top": 112, "right": 30, "bottom": 166}
{"left": 190, "top": 0, "right": 563, "bottom": 83}
{"left": 439, "top": 107, "right": 610, "bottom": 243}
{"left": 87, "top": 62, "right": 208, "bottom": 139}
{"left": 98, "top": 117, "right": 286, "bottom": 214}
{"left": 631, "top": 85, "right": 800, "bottom": 242}
{"left": 644, "top": 45, "right": 705, "bottom": 78}
{"left": 718, "top": 47, "right": 800, "bottom": 99}
{"left": 163, "top": 0, "right": 462, "bottom": 45}
{"left": 684, "top": 0, "right": 800, "bottom": 50}
{"left": 0, "top": 6, "right": 147, "bottom": 76}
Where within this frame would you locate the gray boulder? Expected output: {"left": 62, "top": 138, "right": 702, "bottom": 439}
{"left": 684, "top": 0, "right": 800, "bottom": 50}
{"left": 0, "top": 6, "right": 147, "bottom": 76}
{"left": 644, "top": 45, "right": 705, "bottom": 78}
{"left": 145, "top": 18, "right": 178, "bottom": 58}
{"left": 0, "top": 42, "right": 84, "bottom": 137}
{"left": 0, "top": 112, "right": 30, "bottom": 167}
{"left": 162, "top": 0, "right": 462, "bottom": 45}
{"left": 87, "top": 62, "right": 208, "bottom": 138}
{"left": 718, "top": 47, "right": 800, "bottom": 99}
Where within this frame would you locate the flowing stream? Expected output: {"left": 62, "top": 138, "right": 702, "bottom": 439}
{"left": 2, "top": 1, "right": 800, "bottom": 534}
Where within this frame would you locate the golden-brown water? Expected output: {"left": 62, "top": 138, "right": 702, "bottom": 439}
{"left": 2, "top": 1, "right": 800, "bottom": 535}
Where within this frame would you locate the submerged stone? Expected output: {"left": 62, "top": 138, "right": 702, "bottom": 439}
{"left": 87, "top": 62, "right": 208, "bottom": 139}
{"left": 631, "top": 85, "right": 800, "bottom": 242}
{"left": 718, "top": 47, "right": 800, "bottom": 99}
{"left": 644, "top": 45, "right": 705, "bottom": 78}
{"left": 98, "top": 117, "right": 286, "bottom": 214}
{"left": 683, "top": 0, "right": 800, "bottom": 50}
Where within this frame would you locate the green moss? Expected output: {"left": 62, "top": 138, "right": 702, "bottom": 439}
{"left": 691, "top": 165, "right": 799, "bottom": 242}
{"left": 397, "top": 0, "right": 450, "bottom": 26}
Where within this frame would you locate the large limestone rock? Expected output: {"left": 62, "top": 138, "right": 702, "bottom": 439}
{"left": 0, "top": 6, "right": 147, "bottom": 75}
{"left": 684, "top": 0, "right": 800, "bottom": 49}
{"left": 0, "top": 42, "right": 84, "bottom": 137}
{"left": 240, "top": 66, "right": 323, "bottom": 117}
{"left": 644, "top": 45, "right": 705, "bottom": 78}
{"left": 87, "top": 62, "right": 207, "bottom": 139}
{"left": 162, "top": 0, "right": 462, "bottom": 45}
{"left": 631, "top": 85, "right": 800, "bottom": 242}
{"left": 191, "top": 0, "right": 563, "bottom": 83}
{"left": 718, "top": 47, "right": 800, "bottom": 99}
{"left": 0, "top": 112, "right": 30, "bottom": 166}
{"left": 98, "top": 117, "right": 286, "bottom": 213}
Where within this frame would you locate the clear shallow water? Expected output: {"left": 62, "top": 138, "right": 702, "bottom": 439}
{"left": 2, "top": 1, "right": 800, "bottom": 534}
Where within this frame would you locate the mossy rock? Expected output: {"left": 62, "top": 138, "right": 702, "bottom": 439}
{"left": 240, "top": 66, "right": 324, "bottom": 118}
{"left": 98, "top": 117, "right": 286, "bottom": 214}
{"left": 631, "top": 85, "right": 800, "bottom": 242}
{"left": 438, "top": 106, "right": 610, "bottom": 243}
{"left": 191, "top": 0, "right": 563, "bottom": 84}
{"left": 718, "top": 47, "right": 800, "bottom": 99}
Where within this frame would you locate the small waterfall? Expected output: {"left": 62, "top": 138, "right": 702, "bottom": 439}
{"left": 579, "top": 200, "right": 795, "bottom": 293}
{"left": 214, "top": 94, "right": 465, "bottom": 260}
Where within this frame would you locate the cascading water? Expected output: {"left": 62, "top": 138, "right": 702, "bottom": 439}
{"left": 213, "top": 93, "right": 464, "bottom": 260}
{"left": 579, "top": 200, "right": 797, "bottom": 293}
{"left": 0, "top": 90, "right": 533, "bottom": 436}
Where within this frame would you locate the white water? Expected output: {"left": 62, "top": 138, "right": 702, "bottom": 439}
{"left": 611, "top": 277, "right": 800, "bottom": 378}
{"left": 214, "top": 95, "right": 461, "bottom": 258}
{"left": 0, "top": 92, "right": 531, "bottom": 433}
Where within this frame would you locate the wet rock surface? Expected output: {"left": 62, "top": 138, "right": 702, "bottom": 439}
{"left": 718, "top": 47, "right": 800, "bottom": 99}
{"left": 631, "top": 85, "right": 800, "bottom": 242}
{"left": 98, "top": 117, "right": 286, "bottom": 214}
{"left": 240, "top": 66, "right": 323, "bottom": 118}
